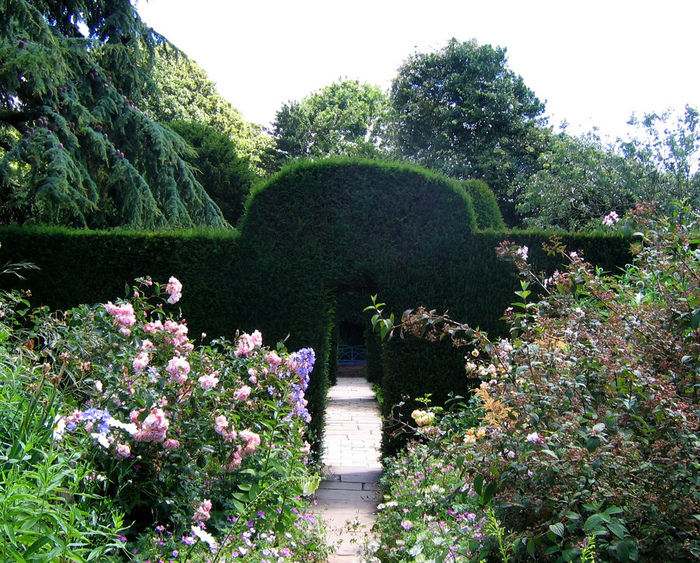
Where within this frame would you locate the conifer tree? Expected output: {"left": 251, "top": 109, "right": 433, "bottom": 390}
{"left": 0, "top": 0, "right": 229, "bottom": 229}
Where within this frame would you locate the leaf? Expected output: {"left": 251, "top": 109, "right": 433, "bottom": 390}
{"left": 607, "top": 521, "right": 628, "bottom": 539}
{"left": 584, "top": 514, "right": 605, "bottom": 532}
{"left": 473, "top": 474, "right": 484, "bottom": 496}
{"left": 691, "top": 310, "right": 700, "bottom": 330}
{"left": 585, "top": 436, "right": 600, "bottom": 453}
{"left": 603, "top": 506, "right": 624, "bottom": 516}
{"left": 549, "top": 522, "right": 566, "bottom": 538}
{"left": 527, "top": 539, "right": 536, "bottom": 558}
{"left": 23, "top": 535, "right": 53, "bottom": 557}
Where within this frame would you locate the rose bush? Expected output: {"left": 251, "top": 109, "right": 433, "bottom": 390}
{"left": 369, "top": 203, "right": 700, "bottom": 562}
{"left": 1, "top": 274, "right": 329, "bottom": 562}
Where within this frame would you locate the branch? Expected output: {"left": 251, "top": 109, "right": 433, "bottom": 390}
{"left": 0, "top": 108, "right": 34, "bottom": 127}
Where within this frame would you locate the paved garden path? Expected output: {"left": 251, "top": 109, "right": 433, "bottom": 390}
{"left": 309, "top": 370, "right": 383, "bottom": 562}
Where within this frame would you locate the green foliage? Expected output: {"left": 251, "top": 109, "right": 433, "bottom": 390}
{"left": 461, "top": 178, "right": 506, "bottom": 230}
{"left": 146, "top": 50, "right": 272, "bottom": 176}
{"left": 0, "top": 293, "right": 124, "bottom": 562}
{"left": 519, "top": 108, "right": 700, "bottom": 231}
{"left": 624, "top": 105, "right": 700, "bottom": 206}
{"left": 267, "top": 79, "right": 390, "bottom": 172}
{"left": 166, "top": 120, "right": 259, "bottom": 226}
{"left": 0, "top": 161, "right": 632, "bottom": 450}
{"left": 390, "top": 38, "right": 550, "bottom": 225}
{"left": 370, "top": 202, "right": 700, "bottom": 561}
{"left": 0, "top": 0, "right": 228, "bottom": 229}
{"left": 0, "top": 276, "right": 329, "bottom": 561}
{"left": 379, "top": 335, "right": 475, "bottom": 456}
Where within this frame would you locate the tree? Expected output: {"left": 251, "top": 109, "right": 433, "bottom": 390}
{"left": 624, "top": 105, "right": 700, "bottom": 205}
{"left": 267, "top": 79, "right": 390, "bottom": 171}
{"left": 518, "top": 108, "right": 700, "bottom": 231}
{"left": 167, "top": 121, "right": 258, "bottom": 226}
{"left": 517, "top": 130, "right": 655, "bottom": 230}
{"left": 389, "top": 38, "right": 549, "bottom": 225}
{"left": 146, "top": 51, "right": 272, "bottom": 177}
{"left": 0, "top": 0, "right": 228, "bottom": 229}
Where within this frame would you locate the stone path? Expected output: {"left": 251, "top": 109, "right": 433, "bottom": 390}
{"left": 309, "top": 373, "right": 383, "bottom": 562}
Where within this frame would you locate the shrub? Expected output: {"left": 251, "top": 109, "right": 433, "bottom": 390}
{"left": 370, "top": 202, "right": 700, "bottom": 562}
{"left": 0, "top": 275, "right": 329, "bottom": 562}
{"left": 461, "top": 179, "right": 506, "bottom": 230}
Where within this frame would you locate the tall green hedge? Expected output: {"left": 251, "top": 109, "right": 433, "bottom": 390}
{"left": 461, "top": 179, "right": 506, "bottom": 230}
{"left": 0, "top": 158, "right": 633, "bottom": 453}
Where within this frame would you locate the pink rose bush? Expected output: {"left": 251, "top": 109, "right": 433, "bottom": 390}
{"left": 50, "top": 276, "right": 323, "bottom": 561}
{"left": 165, "top": 276, "right": 182, "bottom": 304}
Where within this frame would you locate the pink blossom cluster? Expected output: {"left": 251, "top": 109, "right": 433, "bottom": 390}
{"left": 223, "top": 448, "right": 242, "bottom": 472}
{"left": 265, "top": 350, "right": 282, "bottom": 371}
{"left": 214, "top": 414, "right": 236, "bottom": 441}
{"left": 166, "top": 356, "right": 191, "bottom": 384}
{"left": 235, "top": 330, "right": 262, "bottom": 357}
{"left": 192, "top": 499, "right": 212, "bottom": 523}
{"left": 104, "top": 301, "right": 137, "bottom": 336}
{"left": 602, "top": 210, "right": 620, "bottom": 227}
{"left": 165, "top": 276, "right": 182, "bottom": 304}
{"left": 233, "top": 385, "right": 251, "bottom": 402}
{"left": 115, "top": 443, "right": 131, "bottom": 459}
{"left": 239, "top": 429, "right": 261, "bottom": 457}
{"left": 198, "top": 371, "right": 219, "bottom": 390}
{"left": 144, "top": 320, "right": 193, "bottom": 354}
{"left": 132, "top": 408, "right": 170, "bottom": 443}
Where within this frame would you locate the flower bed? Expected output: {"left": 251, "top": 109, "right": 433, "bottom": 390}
{"left": 0, "top": 275, "right": 330, "bottom": 562}
{"left": 369, "top": 204, "right": 700, "bottom": 562}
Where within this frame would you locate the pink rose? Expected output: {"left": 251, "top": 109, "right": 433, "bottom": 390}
{"left": 134, "top": 408, "right": 169, "bottom": 443}
{"left": 239, "top": 429, "right": 261, "bottom": 457}
{"left": 163, "top": 438, "right": 180, "bottom": 450}
{"left": 223, "top": 447, "right": 243, "bottom": 472}
{"left": 198, "top": 372, "right": 219, "bottom": 390}
{"left": 104, "top": 301, "right": 136, "bottom": 327}
{"left": 143, "top": 320, "right": 163, "bottom": 334}
{"left": 192, "top": 499, "right": 212, "bottom": 522}
{"left": 115, "top": 443, "right": 131, "bottom": 460}
{"left": 214, "top": 415, "right": 236, "bottom": 441}
{"left": 233, "top": 385, "right": 251, "bottom": 402}
{"left": 265, "top": 351, "right": 282, "bottom": 370}
{"left": 133, "top": 351, "right": 150, "bottom": 372}
{"left": 165, "top": 276, "right": 183, "bottom": 304}
{"left": 166, "top": 356, "right": 190, "bottom": 383}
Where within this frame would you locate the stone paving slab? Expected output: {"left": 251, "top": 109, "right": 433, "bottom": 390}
{"left": 307, "top": 375, "right": 383, "bottom": 562}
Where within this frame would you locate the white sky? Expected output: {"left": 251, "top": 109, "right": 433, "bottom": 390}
{"left": 136, "top": 0, "right": 700, "bottom": 139}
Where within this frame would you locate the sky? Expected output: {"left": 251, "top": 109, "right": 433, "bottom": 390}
{"left": 135, "top": 0, "right": 700, "bottom": 140}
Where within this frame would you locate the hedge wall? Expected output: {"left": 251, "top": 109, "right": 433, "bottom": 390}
{"left": 0, "top": 158, "right": 633, "bottom": 453}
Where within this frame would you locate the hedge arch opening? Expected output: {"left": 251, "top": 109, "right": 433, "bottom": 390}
{"left": 229, "top": 158, "right": 484, "bottom": 443}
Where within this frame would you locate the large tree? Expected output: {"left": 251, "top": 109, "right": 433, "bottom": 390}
{"left": 146, "top": 51, "right": 272, "bottom": 177}
{"left": 390, "top": 38, "right": 549, "bottom": 225}
{"left": 518, "top": 108, "right": 700, "bottom": 231}
{"left": 167, "top": 121, "right": 258, "bottom": 227}
{"left": 517, "top": 130, "right": 655, "bottom": 230}
{"left": 267, "top": 79, "right": 390, "bottom": 172}
{"left": 0, "top": 0, "right": 228, "bottom": 229}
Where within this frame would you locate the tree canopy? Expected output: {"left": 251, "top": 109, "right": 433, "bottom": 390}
{"left": 389, "top": 38, "right": 549, "bottom": 225}
{"left": 0, "top": 0, "right": 228, "bottom": 229}
{"left": 518, "top": 108, "right": 700, "bottom": 231}
{"left": 266, "top": 79, "right": 390, "bottom": 172}
{"left": 146, "top": 51, "right": 272, "bottom": 177}
{"left": 167, "top": 120, "right": 258, "bottom": 226}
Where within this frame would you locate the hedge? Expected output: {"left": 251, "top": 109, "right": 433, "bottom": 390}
{"left": 0, "top": 158, "right": 633, "bottom": 452}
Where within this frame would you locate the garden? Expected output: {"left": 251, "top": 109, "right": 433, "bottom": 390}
{"left": 1, "top": 202, "right": 698, "bottom": 563}
{"left": 367, "top": 203, "right": 700, "bottom": 562}
{"left": 2, "top": 2, "right": 700, "bottom": 561}
{"left": 0, "top": 272, "right": 330, "bottom": 562}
